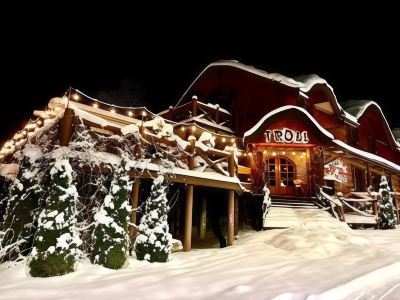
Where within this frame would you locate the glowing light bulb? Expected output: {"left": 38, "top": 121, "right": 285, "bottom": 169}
{"left": 128, "top": 111, "right": 133, "bottom": 117}
{"left": 263, "top": 150, "right": 267, "bottom": 155}
{"left": 192, "top": 126, "right": 196, "bottom": 132}
{"left": 244, "top": 153, "right": 247, "bottom": 157}
{"left": 181, "top": 126, "right": 185, "bottom": 132}
{"left": 231, "top": 138, "right": 235, "bottom": 143}
{"left": 72, "top": 93, "right": 80, "bottom": 100}
{"left": 272, "top": 152, "right": 277, "bottom": 156}
{"left": 222, "top": 137, "right": 226, "bottom": 143}
{"left": 292, "top": 152, "right": 296, "bottom": 155}
{"left": 93, "top": 103, "right": 98, "bottom": 108}
{"left": 282, "top": 151, "right": 286, "bottom": 155}
{"left": 110, "top": 108, "right": 116, "bottom": 114}
{"left": 142, "top": 111, "right": 147, "bottom": 116}
{"left": 248, "top": 152, "right": 253, "bottom": 156}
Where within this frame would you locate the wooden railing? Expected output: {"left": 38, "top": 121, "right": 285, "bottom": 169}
{"left": 315, "top": 185, "right": 345, "bottom": 221}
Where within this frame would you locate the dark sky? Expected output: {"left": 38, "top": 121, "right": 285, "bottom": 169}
{"left": 2, "top": 7, "right": 399, "bottom": 146}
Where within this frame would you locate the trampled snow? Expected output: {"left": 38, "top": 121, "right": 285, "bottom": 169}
{"left": 1, "top": 214, "right": 400, "bottom": 299}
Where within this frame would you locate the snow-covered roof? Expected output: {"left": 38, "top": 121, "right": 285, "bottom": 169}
{"left": 333, "top": 140, "right": 400, "bottom": 173}
{"left": 341, "top": 100, "right": 399, "bottom": 149}
{"left": 177, "top": 60, "right": 359, "bottom": 125}
{"left": 242, "top": 105, "right": 400, "bottom": 173}
{"left": 243, "top": 105, "right": 334, "bottom": 140}
{"left": 392, "top": 128, "right": 400, "bottom": 143}
{"left": 340, "top": 100, "right": 375, "bottom": 119}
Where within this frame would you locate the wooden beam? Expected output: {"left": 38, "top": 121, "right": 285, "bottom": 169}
{"left": 136, "top": 170, "right": 242, "bottom": 191}
{"left": 234, "top": 194, "right": 239, "bottom": 236}
{"left": 60, "top": 107, "right": 75, "bottom": 146}
{"left": 129, "top": 178, "right": 141, "bottom": 238}
{"left": 227, "top": 190, "right": 234, "bottom": 246}
{"left": 238, "top": 165, "right": 251, "bottom": 175}
{"left": 184, "top": 184, "right": 193, "bottom": 251}
{"left": 183, "top": 137, "right": 196, "bottom": 251}
{"left": 227, "top": 151, "right": 235, "bottom": 246}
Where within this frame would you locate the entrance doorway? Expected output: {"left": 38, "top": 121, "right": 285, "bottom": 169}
{"left": 265, "top": 156, "right": 296, "bottom": 195}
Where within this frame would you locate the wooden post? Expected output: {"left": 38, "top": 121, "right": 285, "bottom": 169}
{"left": 227, "top": 151, "right": 235, "bottom": 246}
{"left": 140, "top": 122, "right": 145, "bottom": 136}
{"left": 200, "top": 198, "right": 207, "bottom": 240}
{"left": 60, "top": 107, "right": 75, "bottom": 146}
{"left": 184, "top": 185, "right": 194, "bottom": 251}
{"left": 215, "top": 104, "right": 220, "bottom": 124}
{"left": 372, "top": 199, "right": 379, "bottom": 229}
{"left": 183, "top": 136, "right": 196, "bottom": 251}
{"left": 192, "top": 95, "right": 198, "bottom": 117}
{"left": 366, "top": 163, "right": 371, "bottom": 187}
{"left": 168, "top": 106, "right": 174, "bottom": 120}
{"left": 234, "top": 194, "right": 239, "bottom": 236}
{"left": 394, "top": 196, "right": 400, "bottom": 225}
{"left": 129, "top": 178, "right": 141, "bottom": 238}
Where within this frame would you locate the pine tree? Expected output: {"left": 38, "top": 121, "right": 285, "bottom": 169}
{"left": 135, "top": 175, "right": 172, "bottom": 263}
{"left": 378, "top": 175, "right": 396, "bottom": 229}
{"left": 91, "top": 159, "right": 132, "bottom": 269}
{"left": 29, "top": 158, "right": 81, "bottom": 277}
{"left": 0, "top": 146, "right": 43, "bottom": 261}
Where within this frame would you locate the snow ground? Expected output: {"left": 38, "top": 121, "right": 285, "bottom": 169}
{"left": 1, "top": 214, "right": 400, "bottom": 300}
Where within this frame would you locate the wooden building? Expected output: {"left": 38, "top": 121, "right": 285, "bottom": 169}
{"left": 1, "top": 60, "right": 400, "bottom": 249}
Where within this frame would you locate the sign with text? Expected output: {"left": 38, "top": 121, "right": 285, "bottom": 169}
{"left": 265, "top": 128, "right": 309, "bottom": 144}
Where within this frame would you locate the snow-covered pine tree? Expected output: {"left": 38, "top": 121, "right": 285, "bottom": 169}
{"left": 0, "top": 145, "right": 43, "bottom": 261}
{"left": 91, "top": 159, "right": 132, "bottom": 269}
{"left": 378, "top": 174, "right": 396, "bottom": 229}
{"left": 135, "top": 175, "right": 172, "bottom": 263}
{"left": 29, "top": 158, "right": 81, "bottom": 277}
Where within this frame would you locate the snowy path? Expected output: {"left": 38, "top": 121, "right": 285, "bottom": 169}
{"left": 0, "top": 218, "right": 400, "bottom": 299}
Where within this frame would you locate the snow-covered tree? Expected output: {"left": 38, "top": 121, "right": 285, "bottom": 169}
{"left": 29, "top": 158, "right": 81, "bottom": 277}
{"left": 0, "top": 145, "right": 43, "bottom": 261}
{"left": 135, "top": 175, "right": 172, "bottom": 263}
{"left": 91, "top": 159, "right": 132, "bottom": 269}
{"left": 378, "top": 175, "right": 396, "bottom": 229}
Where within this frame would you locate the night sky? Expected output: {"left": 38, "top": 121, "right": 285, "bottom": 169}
{"left": 2, "top": 8, "right": 399, "bottom": 146}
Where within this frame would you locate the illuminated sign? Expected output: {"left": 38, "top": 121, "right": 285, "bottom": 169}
{"left": 264, "top": 128, "right": 309, "bottom": 144}
{"left": 324, "top": 159, "right": 348, "bottom": 183}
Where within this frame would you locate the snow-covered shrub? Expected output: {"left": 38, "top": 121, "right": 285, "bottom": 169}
{"left": 91, "top": 159, "right": 132, "bottom": 269}
{"left": 262, "top": 184, "right": 271, "bottom": 221}
{"left": 29, "top": 158, "right": 81, "bottom": 277}
{"left": 135, "top": 175, "right": 172, "bottom": 263}
{"left": 378, "top": 175, "right": 396, "bottom": 229}
{"left": 0, "top": 146, "right": 43, "bottom": 261}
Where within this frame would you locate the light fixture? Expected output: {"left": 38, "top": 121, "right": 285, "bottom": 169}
{"left": 272, "top": 151, "right": 277, "bottom": 156}
{"left": 142, "top": 111, "right": 147, "bottom": 116}
{"left": 248, "top": 152, "right": 253, "bottom": 156}
{"left": 281, "top": 151, "right": 286, "bottom": 155}
{"left": 192, "top": 125, "right": 196, "bottom": 132}
{"left": 110, "top": 108, "right": 116, "bottom": 114}
{"left": 36, "top": 120, "right": 42, "bottom": 126}
{"left": 244, "top": 153, "right": 247, "bottom": 157}
{"left": 231, "top": 138, "right": 235, "bottom": 143}
{"left": 181, "top": 126, "right": 185, "bottom": 132}
{"left": 263, "top": 150, "right": 267, "bottom": 155}
{"left": 222, "top": 137, "right": 226, "bottom": 143}
{"left": 93, "top": 103, "right": 98, "bottom": 108}
{"left": 72, "top": 93, "right": 80, "bottom": 101}
{"left": 292, "top": 152, "right": 296, "bottom": 155}
{"left": 128, "top": 111, "right": 133, "bottom": 117}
